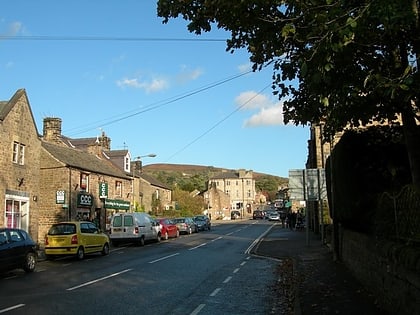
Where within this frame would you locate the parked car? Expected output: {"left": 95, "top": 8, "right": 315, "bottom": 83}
{"left": 267, "top": 211, "right": 280, "bottom": 221}
{"left": 194, "top": 215, "right": 211, "bottom": 231}
{"left": 157, "top": 218, "right": 179, "bottom": 240}
{"left": 0, "top": 228, "right": 37, "bottom": 273}
{"left": 253, "top": 210, "right": 264, "bottom": 219}
{"left": 109, "top": 212, "right": 161, "bottom": 246}
{"left": 231, "top": 210, "right": 241, "bottom": 220}
{"left": 44, "top": 221, "right": 110, "bottom": 260}
{"left": 173, "top": 217, "right": 198, "bottom": 234}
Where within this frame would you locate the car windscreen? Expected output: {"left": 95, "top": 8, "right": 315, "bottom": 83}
{"left": 48, "top": 224, "right": 76, "bottom": 235}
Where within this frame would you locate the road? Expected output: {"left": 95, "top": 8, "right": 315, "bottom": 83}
{"left": 0, "top": 220, "right": 282, "bottom": 315}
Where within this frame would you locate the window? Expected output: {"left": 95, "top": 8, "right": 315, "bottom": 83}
{"left": 247, "top": 190, "right": 252, "bottom": 197}
{"left": 246, "top": 180, "right": 251, "bottom": 185}
{"left": 226, "top": 181, "right": 230, "bottom": 186}
{"left": 12, "top": 142, "right": 25, "bottom": 165}
{"left": 115, "top": 181, "right": 122, "bottom": 197}
{"left": 80, "top": 173, "right": 89, "bottom": 191}
{"left": 124, "top": 156, "right": 130, "bottom": 172}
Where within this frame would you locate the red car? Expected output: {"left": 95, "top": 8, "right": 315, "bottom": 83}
{"left": 157, "top": 218, "right": 179, "bottom": 240}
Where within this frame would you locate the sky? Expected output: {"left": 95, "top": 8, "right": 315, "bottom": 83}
{"left": 0, "top": 1, "right": 309, "bottom": 178}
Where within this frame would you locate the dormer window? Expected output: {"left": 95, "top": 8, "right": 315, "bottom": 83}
{"left": 124, "top": 156, "right": 130, "bottom": 173}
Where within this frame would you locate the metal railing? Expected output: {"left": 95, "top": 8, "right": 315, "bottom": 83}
{"left": 377, "top": 185, "right": 420, "bottom": 242}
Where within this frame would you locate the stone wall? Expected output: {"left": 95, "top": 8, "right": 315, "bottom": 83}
{"left": 340, "top": 228, "right": 420, "bottom": 315}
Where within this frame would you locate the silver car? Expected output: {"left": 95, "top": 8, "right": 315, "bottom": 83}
{"left": 172, "top": 217, "right": 198, "bottom": 234}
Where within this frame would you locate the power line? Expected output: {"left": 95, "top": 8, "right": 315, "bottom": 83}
{"left": 65, "top": 70, "right": 253, "bottom": 136}
{"left": 164, "top": 83, "right": 272, "bottom": 162}
{"left": 0, "top": 35, "right": 227, "bottom": 42}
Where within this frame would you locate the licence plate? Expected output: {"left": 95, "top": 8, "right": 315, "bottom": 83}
{"left": 113, "top": 228, "right": 122, "bottom": 232}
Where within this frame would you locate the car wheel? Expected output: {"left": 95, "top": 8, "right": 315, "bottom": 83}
{"left": 23, "top": 252, "right": 37, "bottom": 272}
{"left": 164, "top": 232, "right": 169, "bottom": 240}
{"left": 102, "top": 243, "right": 110, "bottom": 256}
{"left": 76, "top": 247, "right": 85, "bottom": 260}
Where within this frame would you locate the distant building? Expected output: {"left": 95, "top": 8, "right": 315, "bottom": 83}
{"left": 205, "top": 169, "right": 256, "bottom": 219}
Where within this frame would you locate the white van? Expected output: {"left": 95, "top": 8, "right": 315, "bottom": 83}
{"left": 109, "top": 212, "right": 161, "bottom": 246}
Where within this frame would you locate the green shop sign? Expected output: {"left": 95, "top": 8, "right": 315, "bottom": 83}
{"left": 104, "top": 199, "right": 130, "bottom": 210}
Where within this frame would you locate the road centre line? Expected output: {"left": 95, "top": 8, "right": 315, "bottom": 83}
{"left": 240, "top": 261, "right": 247, "bottom": 266}
{"left": 0, "top": 304, "right": 25, "bottom": 314}
{"left": 233, "top": 268, "right": 240, "bottom": 274}
{"left": 66, "top": 269, "right": 132, "bottom": 291}
{"left": 223, "top": 276, "right": 232, "bottom": 283}
{"left": 189, "top": 243, "right": 207, "bottom": 250}
{"left": 148, "top": 253, "right": 180, "bottom": 264}
{"left": 211, "top": 236, "right": 223, "bottom": 242}
{"left": 210, "top": 288, "right": 221, "bottom": 297}
{"left": 190, "top": 304, "right": 206, "bottom": 315}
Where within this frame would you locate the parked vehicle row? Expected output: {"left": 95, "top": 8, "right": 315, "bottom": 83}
{"left": 1, "top": 213, "right": 213, "bottom": 274}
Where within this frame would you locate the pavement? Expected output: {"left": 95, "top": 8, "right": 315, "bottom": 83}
{"left": 252, "top": 222, "right": 389, "bottom": 315}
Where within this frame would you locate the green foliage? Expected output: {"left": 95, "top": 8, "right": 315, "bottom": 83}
{"left": 157, "top": 0, "right": 420, "bottom": 187}
{"left": 144, "top": 166, "right": 286, "bottom": 199}
{"left": 172, "top": 187, "right": 206, "bottom": 217}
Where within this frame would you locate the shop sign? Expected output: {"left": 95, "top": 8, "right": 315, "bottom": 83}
{"left": 99, "top": 182, "right": 108, "bottom": 199}
{"left": 77, "top": 193, "right": 93, "bottom": 207}
{"left": 104, "top": 199, "right": 130, "bottom": 210}
{"left": 56, "top": 190, "right": 66, "bottom": 204}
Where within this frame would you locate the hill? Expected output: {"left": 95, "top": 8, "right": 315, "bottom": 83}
{"left": 143, "top": 163, "right": 288, "bottom": 200}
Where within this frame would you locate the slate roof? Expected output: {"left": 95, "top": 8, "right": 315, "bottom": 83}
{"left": 42, "top": 141, "right": 130, "bottom": 179}
{"left": 140, "top": 173, "right": 171, "bottom": 190}
{"left": 0, "top": 89, "right": 40, "bottom": 135}
{"left": 210, "top": 171, "right": 240, "bottom": 180}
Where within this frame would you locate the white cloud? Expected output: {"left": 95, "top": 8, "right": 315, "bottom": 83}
{"left": 235, "top": 90, "right": 285, "bottom": 127}
{"left": 116, "top": 77, "right": 169, "bottom": 93}
{"left": 243, "top": 105, "right": 284, "bottom": 127}
{"left": 176, "top": 66, "right": 203, "bottom": 83}
{"left": 235, "top": 91, "right": 274, "bottom": 110}
{"left": 238, "top": 62, "right": 252, "bottom": 73}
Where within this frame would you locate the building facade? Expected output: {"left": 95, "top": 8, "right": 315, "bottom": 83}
{"left": 0, "top": 89, "right": 41, "bottom": 240}
{"left": 206, "top": 170, "right": 256, "bottom": 219}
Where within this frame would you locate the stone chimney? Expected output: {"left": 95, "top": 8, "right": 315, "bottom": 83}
{"left": 43, "top": 117, "right": 62, "bottom": 143}
{"left": 99, "top": 131, "right": 111, "bottom": 151}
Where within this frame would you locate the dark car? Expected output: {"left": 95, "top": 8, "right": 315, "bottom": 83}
{"left": 231, "top": 210, "right": 241, "bottom": 220}
{"left": 253, "top": 210, "right": 264, "bottom": 219}
{"left": 194, "top": 215, "right": 211, "bottom": 231}
{"left": 0, "top": 228, "right": 37, "bottom": 273}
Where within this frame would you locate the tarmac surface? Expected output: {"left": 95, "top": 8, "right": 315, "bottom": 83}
{"left": 252, "top": 222, "right": 389, "bottom": 315}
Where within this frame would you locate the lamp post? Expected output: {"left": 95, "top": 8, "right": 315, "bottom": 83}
{"left": 131, "top": 154, "right": 156, "bottom": 211}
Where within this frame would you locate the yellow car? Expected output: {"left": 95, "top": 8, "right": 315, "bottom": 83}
{"left": 45, "top": 221, "right": 110, "bottom": 260}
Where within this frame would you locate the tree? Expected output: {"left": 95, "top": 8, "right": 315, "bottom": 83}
{"left": 157, "top": 0, "right": 420, "bottom": 189}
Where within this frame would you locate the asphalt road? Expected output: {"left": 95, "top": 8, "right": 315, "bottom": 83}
{"left": 0, "top": 220, "right": 283, "bottom": 315}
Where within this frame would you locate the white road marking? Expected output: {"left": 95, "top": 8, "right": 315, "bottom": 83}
{"left": 0, "top": 304, "right": 25, "bottom": 313}
{"left": 210, "top": 288, "right": 221, "bottom": 297}
{"left": 189, "top": 243, "right": 207, "bottom": 250}
{"left": 240, "top": 261, "right": 247, "bottom": 266}
{"left": 190, "top": 304, "right": 206, "bottom": 315}
{"left": 233, "top": 268, "right": 240, "bottom": 274}
{"left": 148, "top": 253, "right": 180, "bottom": 264}
{"left": 66, "top": 268, "right": 132, "bottom": 291}
{"left": 223, "top": 276, "right": 232, "bottom": 283}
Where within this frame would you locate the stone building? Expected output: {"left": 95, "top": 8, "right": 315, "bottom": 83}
{"left": 137, "top": 173, "right": 172, "bottom": 214}
{"left": 206, "top": 169, "right": 256, "bottom": 219}
{"left": 0, "top": 89, "right": 41, "bottom": 240}
{"left": 0, "top": 89, "right": 146, "bottom": 244}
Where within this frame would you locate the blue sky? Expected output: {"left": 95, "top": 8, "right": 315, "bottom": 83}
{"left": 0, "top": 1, "right": 309, "bottom": 178}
